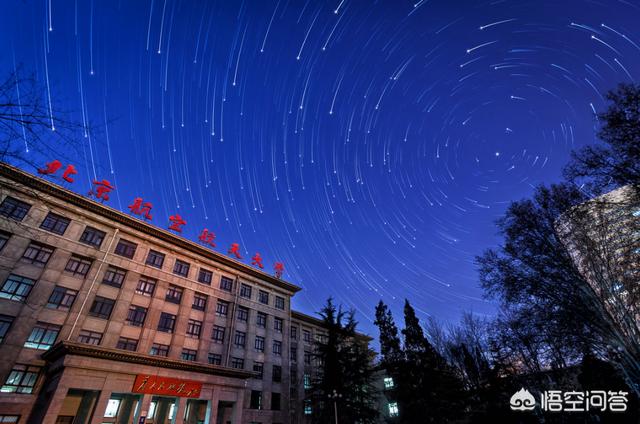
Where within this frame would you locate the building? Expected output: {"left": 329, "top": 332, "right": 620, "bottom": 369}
{"left": 0, "top": 162, "right": 347, "bottom": 424}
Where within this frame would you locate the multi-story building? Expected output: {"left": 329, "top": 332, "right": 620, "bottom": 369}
{"left": 0, "top": 163, "right": 341, "bottom": 424}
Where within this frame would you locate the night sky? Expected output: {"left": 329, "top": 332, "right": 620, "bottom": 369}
{"left": 1, "top": 0, "right": 638, "bottom": 336}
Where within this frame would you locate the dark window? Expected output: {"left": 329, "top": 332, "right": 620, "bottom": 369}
{"left": 173, "top": 259, "right": 190, "bottom": 277}
{"left": 275, "top": 296, "right": 285, "bottom": 310}
{"left": 273, "top": 340, "right": 282, "bottom": 356}
{"left": 89, "top": 296, "right": 115, "bottom": 320}
{"left": 46, "top": 286, "right": 78, "bottom": 310}
{"left": 303, "top": 330, "right": 311, "bottom": 343}
{"left": 291, "top": 326, "right": 298, "bottom": 340}
{"left": 237, "top": 306, "right": 249, "bottom": 322}
{"left": 24, "top": 322, "right": 60, "bottom": 350}
{"left": 77, "top": 330, "right": 102, "bottom": 345}
{"left": 157, "top": 313, "right": 176, "bottom": 333}
{"left": 114, "top": 239, "right": 137, "bottom": 259}
{"left": 291, "top": 347, "right": 298, "bottom": 363}
{"left": 0, "top": 274, "right": 35, "bottom": 302}
{"left": 165, "top": 285, "right": 183, "bottom": 304}
{"left": 250, "top": 390, "right": 262, "bottom": 410}
{"left": 253, "top": 362, "right": 264, "bottom": 379}
{"left": 186, "top": 319, "right": 202, "bottom": 338}
{"left": 255, "top": 336, "right": 265, "bottom": 352}
{"left": 145, "top": 250, "right": 165, "bottom": 268}
{"left": 304, "top": 351, "right": 312, "bottom": 365}
{"left": 258, "top": 290, "right": 269, "bottom": 305}
{"left": 79, "top": 227, "right": 106, "bottom": 247}
{"left": 234, "top": 331, "right": 246, "bottom": 348}
{"left": 256, "top": 312, "right": 267, "bottom": 328}
{"left": 193, "top": 292, "right": 207, "bottom": 311}
{"left": 211, "top": 325, "right": 225, "bottom": 343}
{"left": 102, "top": 266, "right": 126, "bottom": 288}
{"left": 0, "top": 231, "right": 10, "bottom": 251}
{"left": 272, "top": 365, "right": 282, "bottom": 382}
{"left": 197, "top": 268, "right": 213, "bottom": 285}
{"left": 1, "top": 364, "right": 40, "bottom": 393}
{"left": 231, "top": 357, "right": 244, "bottom": 369}
{"left": 291, "top": 368, "right": 298, "bottom": 384}
{"left": 116, "top": 337, "right": 138, "bottom": 351}
{"left": 240, "top": 283, "right": 252, "bottom": 298}
{"left": 135, "top": 276, "right": 156, "bottom": 296}
{"left": 40, "top": 212, "right": 70, "bottom": 235}
{"left": 220, "top": 276, "right": 233, "bottom": 291}
{"left": 0, "top": 315, "right": 14, "bottom": 344}
{"left": 216, "top": 300, "right": 229, "bottom": 316}
{"left": 0, "top": 196, "right": 31, "bottom": 221}
{"left": 208, "top": 353, "right": 222, "bottom": 365}
{"left": 150, "top": 343, "right": 169, "bottom": 357}
{"left": 271, "top": 392, "right": 281, "bottom": 411}
{"left": 274, "top": 317, "right": 283, "bottom": 333}
{"left": 22, "top": 242, "right": 54, "bottom": 266}
{"left": 181, "top": 348, "right": 197, "bottom": 361}
{"left": 65, "top": 255, "right": 92, "bottom": 277}
{"left": 126, "top": 305, "right": 147, "bottom": 327}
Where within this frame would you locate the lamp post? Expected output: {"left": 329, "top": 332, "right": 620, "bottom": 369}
{"left": 328, "top": 389, "right": 342, "bottom": 424}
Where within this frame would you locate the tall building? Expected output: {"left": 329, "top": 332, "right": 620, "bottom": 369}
{"left": 0, "top": 163, "right": 355, "bottom": 424}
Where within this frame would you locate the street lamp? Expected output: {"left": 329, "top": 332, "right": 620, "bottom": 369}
{"left": 328, "top": 389, "right": 342, "bottom": 424}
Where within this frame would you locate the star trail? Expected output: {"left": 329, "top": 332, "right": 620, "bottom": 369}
{"left": 2, "top": 0, "right": 639, "bottom": 336}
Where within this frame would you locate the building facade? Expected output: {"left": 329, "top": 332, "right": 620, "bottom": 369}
{"left": 0, "top": 163, "right": 337, "bottom": 424}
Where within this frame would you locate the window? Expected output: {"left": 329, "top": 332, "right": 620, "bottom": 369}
{"left": 24, "top": 322, "right": 60, "bottom": 350}
{"left": 291, "top": 326, "right": 298, "bottom": 340}
{"left": 150, "top": 343, "right": 169, "bottom": 357}
{"left": 186, "top": 319, "right": 202, "bottom": 338}
{"left": 173, "top": 259, "right": 190, "bottom": 277}
{"left": 275, "top": 296, "right": 285, "bottom": 310}
{"left": 240, "top": 283, "right": 252, "bottom": 298}
{"left": 304, "top": 399, "right": 312, "bottom": 415}
{"left": 114, "top": 239, "right": 137, "bottom": 258}
{"left": 274, "top": 317, "right": 283, "bottom": 333}
{"left": 181, "top": 348, "right": 197, "bottom": 361}
{"left": 0, "top": 274, "right": 35, "bottom": 302}
{"left": 258, "top": 290, "right": 269, "bottom": 305}
{"left": 65, "top": 255, "right": 92, "bottom": 277}
{"left": 255, "top": 336, "right": 265, "bottom": 352}
{"left": 234, "top": 331, "right": 246, "bottom": 348}
{"left": 135, "top": 276, "right": 156, "bottom": 296}
{"left": 22, "top": 242, "right": 54, "bottom": 266}
{"left": 116, "top": 337, "right": 138, "bottom": 351}
{"left": 256, "top": 312, "right": 267, "bottom": 328}
{"left": 165, "top": 285, "right": 183, "bottom": 304}
{"left": 193, "top": 292, "right": 207, "bottom": 311}
{"left": 271, "top": 392, "right": 281, "bottom": 411}
{"left": 384, "top": 376, "right": 395, "bottom": 389}
{"left": 79, "top": 227, "right": 106, "bottom": 247}
{"left": 253, "top": 362, "right": 264, "bottom": 379}
{"left": 290, "top": 347, "right": 298, "bottom": 363}
{"left": 157, "top": 313, "right": 176, "bottom": 333}
{"left": 231, "top": 357, "right": 244, "bottom": 369}
{"left": 208, "top": 353, "right": 222, "bottom": 365}
{"left": 1, "top": 364, "right": 40, "bottom": 393}
{"left": 216, "top": 300, "right": 229, "bottom": 316}
{"left": 211, "top": 325, "right": 225, "bottom": 343}
{"left": 273, "top": 340, "right": 282, "bottom": 356}
{"left": 145, "top": 250, "right": 165, "bottom": 268}
{"left": 304, "top": 351, "right": 312, "bottom": 365}
{"left": 0, "top": 232, "right": 10, "bottom": 251}
{"left": 388, "top": 402, "right": 399, "bottom": 417}
{"left": 303, "top": 330, "right": 311, "bottom": 343}
{"left": 0, "top": 415, "right": 20, "bottom": 422}
{"left": 237, "top": 306, "right": 249, "bottom": 322}
{"left": 102, "top": 266, "right": 126, "bottom": 288}
{"left": 126, "top": 305, "right": 147, "bottom": 327}
{"left": 250, "top": 390, "right": 262, "bottom": 410}
{"left": 89, "top": 296, "right": 115, "bottom": 320}
{"left": 46, "top": 286, "right": 78, "bottom": 310}
{"left": 104, "top": 398, "right": 121, "bottom": 418}
{"left": 197, "top": 268, "right": 212, "bottom": 285}
{"left": 40, "top": 212, "right": 70, "bottom": 235}
{"left": 303, "top": 373, "right": 311, "bottom": 390}
{"left": 272, "top": 365, "right": 282, "bottom": 382}
{"left": 0, "top": 315, "right": 14, "bottom": 344}
{"left": 291, "top": 368, "right": 298, "bottom": 384}
{"left": 220, "top": 276, "right": 233, "bottom": 292}
{"left": 0, "top": 196, "right": 31, "bottom": 221}
{"left": 77, "top": 330, "right": 102, "bottom": 345}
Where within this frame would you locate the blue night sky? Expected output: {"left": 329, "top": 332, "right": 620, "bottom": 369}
{"left": 1, "top": 0, "right": 638, "bottom": 336}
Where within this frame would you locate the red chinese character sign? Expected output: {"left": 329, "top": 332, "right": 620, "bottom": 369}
{"left": 274, "top": 262, "right": 284, "bottom": 279}
{"left": 128, "top": 197, "right": 153, "bottom": 220}
{"left": 228, "top": 243, "right": 242, "bottom": 259}
{"left": 88, "top": 179, "right": 114, "bottom": 202}
{"left": 251, "top": 253, "right": 264, "bottom": 269}
{"left": 132, "top": 374, "right": 202, "bottom": 398}
{"left": 38, "top": 160, "right": 77, "bottom": 183}
{"left": 198, "top": 228, "right": 216, "bottom": 247}
{"left": 168, "top": 214, "right": 186, "bottom": 233}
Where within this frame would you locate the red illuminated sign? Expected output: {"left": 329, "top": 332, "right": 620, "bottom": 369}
{"left": 132, "top": 374, "right": 202, "bottom": 398}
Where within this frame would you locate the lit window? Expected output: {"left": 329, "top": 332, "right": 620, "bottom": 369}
{"left": 304, "top": 400, "right": 312, "bottom": 415}
{"left": 383, "top": 376, "right": 394, "bottom": 389}
{"left": 632, "top": 209, "right": 640, "bottom": 217}
{"left": 304, "top": 373, "right": 311, "bottom": 389}
{"left": 388, "top": 401, "right": 399, "bottom": 417}
{"left": 148, "top": 401, "right": 157, "bottom": 418}
{"left": 1, "top": 364, "right": 40, "bottom": 393}
{"left": 24, "top": 322, "right": 60, "bottom": 350}
{"left": 104, "top": 398, "right": 121, "bottom": 418}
